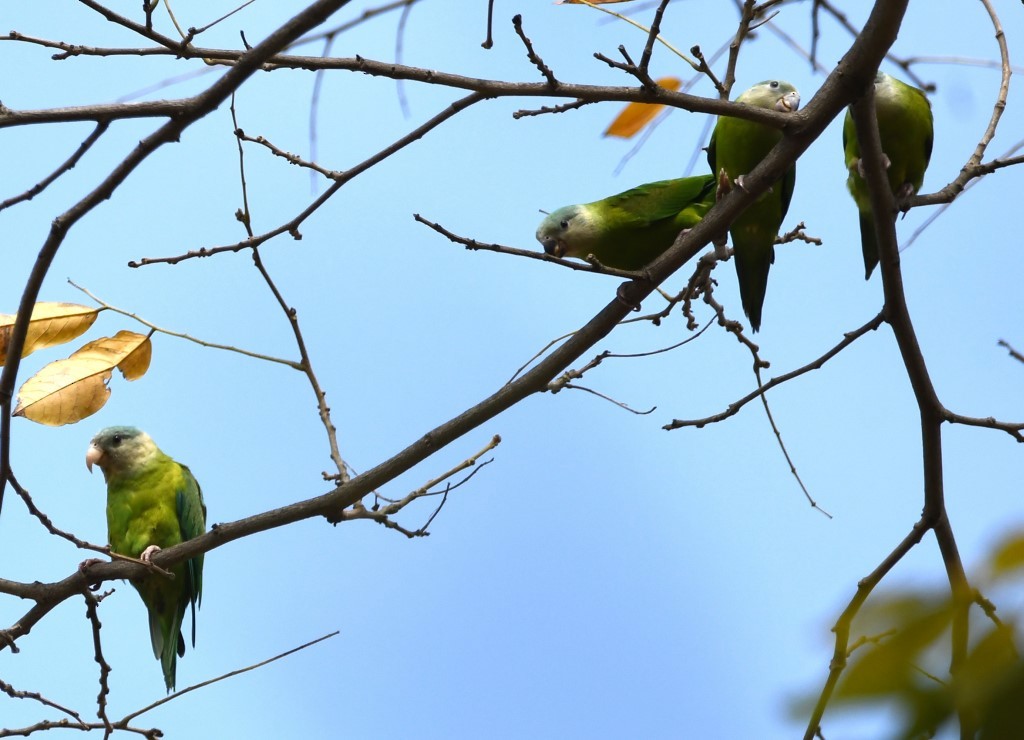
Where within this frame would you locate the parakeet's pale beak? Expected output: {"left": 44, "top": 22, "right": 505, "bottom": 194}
{"left": 538, "top": 235, "right": 566, "bottom": 258}
{"left": 85, "top": 443, "right": 103, "bottom": 473}
{"left": 777, "top": 91, "right": 801, "bottom": 113}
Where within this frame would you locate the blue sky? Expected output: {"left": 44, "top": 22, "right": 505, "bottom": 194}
{"left": 2, "top": 1, "right": 1023, "bottom": 738}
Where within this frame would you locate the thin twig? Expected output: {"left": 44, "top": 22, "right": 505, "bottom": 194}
{"left": 512, "top": 15, "right": 557, "bottom": 85}
{"left": 0, "top": 122, "right": 109, "bottom": 212}
{"left": 68, "top": 281, "right": 303, "bottom": 369}
{"left": 8, "top": 471, "right": 112, "bottom": 555}
{"left": 414, "top": 214, "right": 642, "bottom": 279}
{"left": 571, "top": 0, "right": 698, "bottom": 70}
{"left": 347, "top": 436, "right": 501, "bottom": 536}
{"left": 666, "top": 312, "right": 886, "bottom": 430}
{"left": 119, "top": 632, "right": 340, "bottom": 724}
{"left": 81, "top": 589, "right": 113, "bottom": 733}
{"left": 237, "top": 129, "right": 342, "bottom": 180}
{"left": 230, "top": 96, "right": 350, "bottom": 483}
{"left": 132, "top": 91, "right": 490, "bottom": 266}
{"left": 997, "top": 339, "right": 1024, "bottom": 365}
{"left": 0, "top": 678, "right": 87, "bottom": 726}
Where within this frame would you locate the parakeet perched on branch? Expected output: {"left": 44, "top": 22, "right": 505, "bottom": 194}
{"left": 707, "top": 80, "right": 800, "bottom": 332}
{"left": 86, "top": 426, "right": 206, "bottom": 692}
{"left": 536, "top": 175, "right": 717, "bottom": 271}
{"left": 843, "top": 72, "right": 933, "bottom": 279}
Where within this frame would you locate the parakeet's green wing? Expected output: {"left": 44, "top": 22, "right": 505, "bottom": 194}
{"left": 536, "top": 175, "right": 717, "bottom": 270}
{"left": 902, "top": 83, "right": 934, "bottom": 180}
{"left": 779, "top": 163, "right": 795, "bottom": 222}
{"left": 176, "top": 464, "right": 206, "bottom": 645}
{"left": 603, "top": 176, "right": 716, "bottom": 228}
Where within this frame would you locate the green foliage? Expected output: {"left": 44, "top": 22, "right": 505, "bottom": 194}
{"left": 825, "top": 530, "right": 1024, "bottom": 738}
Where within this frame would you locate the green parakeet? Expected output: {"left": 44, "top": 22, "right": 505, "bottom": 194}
{"left": 843, "top": 72, "right": 933, "bottom": 279}
{"left": 707, "top": 80, "right": 800, "bottom": 332}
{"left": 86, "top": 426, "right": 206, "bottom": 692}
{"left": 536, "top": 175, "right": 717, "bottom": 271}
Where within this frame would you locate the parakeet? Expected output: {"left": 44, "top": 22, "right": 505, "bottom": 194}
{"left": 86, "top": 426, "right": 206, "bottom": 692}
{"left": 843, "top": 72, "right": 933, "bottom": 279}
{"left": 536, "top": 175, "right": 717, "bottom": 271}
{"left": 707, "top": 80, "right": 800, "bottom": 332}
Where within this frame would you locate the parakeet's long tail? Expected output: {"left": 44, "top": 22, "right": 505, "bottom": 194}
{"left": 148, "top": 602, "right": 187, "bottom": 692}
{"left": 734, "top": 245, "right": 774, "bottom": 332}
{"left": 859, "top": 211, "right": 880, "bottom": 280}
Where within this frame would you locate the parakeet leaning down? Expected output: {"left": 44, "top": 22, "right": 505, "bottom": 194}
{"left": 536, "top": 175, "right": 717, "bottom": 271}
{"left": 843, "top": 72, "right": 933, "bottom": 279}
{"left": 86, "top": 427, "right": 206, "bottom": 692}
{"left": 707, "top": 80, "right": 800, "bottom": 332}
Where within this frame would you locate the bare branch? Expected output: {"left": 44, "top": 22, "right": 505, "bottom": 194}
{"left": 68, "top": 281, "right": 304, "bottom": 369}
{"left": 119, "top": 632, "right": 340, "bottom": 724}
{"left": 0, "top": 122, "right": 109, "bottom": 212}
{"left": 666, "top": 312, "right": 885, "bottom": 430}
{"left": 998, "top": 339, "right": 1024, "bottom": 365}
{"left": 132, "top": 91, "right": 489, "bottom": 266}
{"left": 512, "top": 14, "right": 557, "bottom": 86}
{"left": 346, "top": 436, "right": 502, "bottom": 536}
{"left": 0, "top": 679, "right": 87, "bottom": 727}
{"left": 81, "top": 590, "right": 112, "bottom": 733}
{"left": 414, "top": 214, "right": 641, "bottom": 279}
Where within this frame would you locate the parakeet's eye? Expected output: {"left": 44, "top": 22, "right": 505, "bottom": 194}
{"left": 112, "top": 434, "right": 122, "bottom": 446}
{"left": 769, "top": 81, "right": 779, "bottom": 89}
{"left": 560, "top": 220, "right": 570, "bottom": 230}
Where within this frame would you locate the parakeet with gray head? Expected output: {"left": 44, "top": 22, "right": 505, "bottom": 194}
{"left": 843, "top": 72, "right": 933, "bottom": 279}
{"left": 536, "top": 175, "right": 717, "bottom": 271}
{"left": 707, "top": 79, "right": 800, "bottom": 332}
{"left": 86, "top": 426, "right": 206, "bottom": 692}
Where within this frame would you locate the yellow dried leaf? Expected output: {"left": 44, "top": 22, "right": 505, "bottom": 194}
{"left": 14, "top": 360, "right": 113, "bottom": 426}
{"left": 988, "top": 531, "right": 1024, "bottom": 576}
{"left": 111, "top": 331, "right": 152, "bottom": 380}
{"left": 604, "top": 77, "right": 681, "bottom": 138}
{"left": 14, "top": 330, "right": 151, "bottom": 426}
{"left": 0, "top": 302, "right": 99, "bottom": 366}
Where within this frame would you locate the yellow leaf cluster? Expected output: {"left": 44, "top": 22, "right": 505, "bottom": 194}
{"left": 14, "top": 330, "right": 152, "bottom": 426}
{"left": 0, "top": 302, "right": 99, "bottom": 366}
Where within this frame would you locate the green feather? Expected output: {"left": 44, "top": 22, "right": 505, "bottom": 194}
{"left": 88, "top": 426, "right": 206, "bottom": 692}
{"left": 536, "top": 175, "right": 716, "bottom": 271}
{"left": 843, "top": 72, "right": 933, "bottom": 279}
{"left": 708, "top": 80, "right": 800, "bottom": 332}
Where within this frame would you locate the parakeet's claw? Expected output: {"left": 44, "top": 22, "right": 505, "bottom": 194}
{"left": 856, "top": 153, "right": 892, "bottom": 179}
{"left": 79, "top": 558, "right": 104, "bottom": 572}
{"left": 140, "top": 545, "right": 162, "bottom": 564}
{"left": 733, "top": 175, "right": 773, "bottom": 195}
{"left": 716, "top": 169, "right": 732, "bottom": 200}
{"left": 78, "top": 558, "right": 106, "bottom": 590}
{"left": 894, "top": 182, "right": 916, "bottom": 202}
